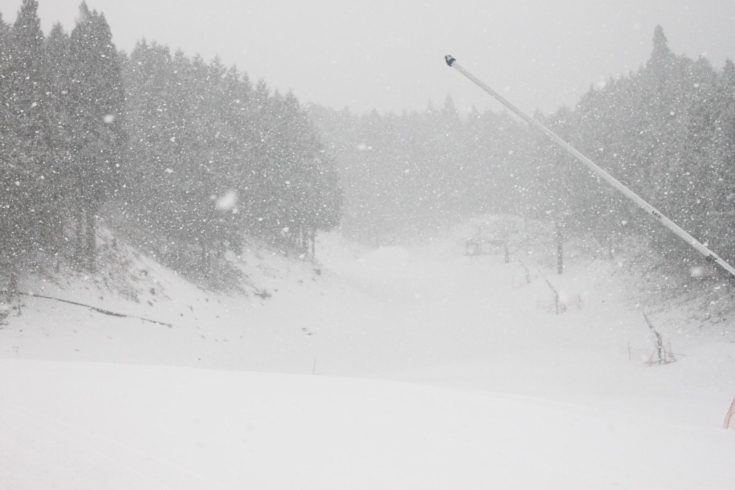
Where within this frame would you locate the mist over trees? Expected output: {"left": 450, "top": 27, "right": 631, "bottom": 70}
{"left": 0, "top": 0, "right": 342, "bottom": 285}
{"left": 309, "top": 101, "right": 524, "bottom": 243}
{"left": 2, "top": 0, "right": 735, "bottom": 291}
{"left": 312, "top": 26, "right": 735, "bottom": 270}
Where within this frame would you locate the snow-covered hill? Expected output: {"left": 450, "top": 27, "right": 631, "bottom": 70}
{"left": 1, "top": 226, "right": 734, "bottom": 489}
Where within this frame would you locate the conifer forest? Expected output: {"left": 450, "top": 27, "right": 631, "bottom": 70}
{"left": 0, "top": 1, "right": 342, "bottom": 285}
{"left": 3, "top": 1, "right": 735, "bottom": 285}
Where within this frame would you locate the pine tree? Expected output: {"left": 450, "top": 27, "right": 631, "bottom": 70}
{"left": 687, "top": 58, "right": 735, "bottom": 260}
{"left": 42, "top": 23, "right": 75, "bottom": 258}
{"left": 0, "top": 0, "right": 55, "bottom": 279}
{"left": 67, "top": 3, "right": 126, "bottom": 270}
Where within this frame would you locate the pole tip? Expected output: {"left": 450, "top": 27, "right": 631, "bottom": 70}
{"left": 445, "top": 55, "right": 456, "bottom": 67}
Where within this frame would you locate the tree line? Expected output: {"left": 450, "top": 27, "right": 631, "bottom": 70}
{"left": 0, "top": 0, "right": 342, "bottom": 286}
{"left": 311, "top": 27, "right": 735, "bottom": 270}
{"left": 309, "top": 100, "right": 524, "bottom": 244}
{"left": 120, "top": 40, "right": 341, "bottom": 275}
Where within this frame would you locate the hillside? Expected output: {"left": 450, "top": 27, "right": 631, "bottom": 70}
{"left": 1, "top": 223, "right": 734, "bottom": 488}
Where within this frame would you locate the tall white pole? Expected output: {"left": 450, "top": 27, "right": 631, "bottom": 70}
{"left": 445, "top": 55, "right": 735, "bottom": 279}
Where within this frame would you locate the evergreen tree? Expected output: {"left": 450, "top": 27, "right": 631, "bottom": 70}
{"left": 687, "top": 58, "right": 735, "bottom": 260}
{"left": 42, "top": 23, "right": 75, "bottom": 257}
{"left": 0, "top": 0, "right": 55, "bottom": 279}
{"left": 67, "top": 3, "right": 126, "bottom": 270}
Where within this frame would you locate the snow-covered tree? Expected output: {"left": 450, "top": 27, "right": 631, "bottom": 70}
{"left": 67, "top": 3, "right": 126, "bottom": 270}
{"left": 0, "top": 0, "right": 57, "bottom": 278}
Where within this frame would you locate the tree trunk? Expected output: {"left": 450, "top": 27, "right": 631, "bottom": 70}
{"left": 74, "top": 205, "right": 84, "bottom": 269}
{"left": 200, "top": 237, "right": 209, "bottom": 274}
{"left": 556, "top": 221, "right": 563, "bottom": 275}
{"left": 85, "top": 208, "right": 96, "bottom": 272}
{"left": 8, "top": 267, "right": 18, "bottom": 297}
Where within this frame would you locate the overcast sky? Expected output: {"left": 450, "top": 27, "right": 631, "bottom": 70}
{"left": 1, "top": 0, "right": 734, "bottom": 115}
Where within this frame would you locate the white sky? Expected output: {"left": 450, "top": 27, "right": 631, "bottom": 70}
{"left": 1, "top": 0, "right": 734, "bottom": 115}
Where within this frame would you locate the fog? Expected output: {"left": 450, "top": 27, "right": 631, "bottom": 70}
{"left": 1, "top": 0, "right": 734, "bottom": 114}
{"left": 2, "top": 1, "right": 735, "bottom": 487}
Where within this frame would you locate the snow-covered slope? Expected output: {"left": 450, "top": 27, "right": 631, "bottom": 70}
{"left": 2, "top": 360, "right": 733, "bottom": 490}
{"left": 1, "top": 228, "right": 734, "bottom": 488}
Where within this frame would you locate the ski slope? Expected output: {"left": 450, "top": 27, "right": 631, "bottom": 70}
{"left": 1, "top": 231, "right": 734, "bottom": 488}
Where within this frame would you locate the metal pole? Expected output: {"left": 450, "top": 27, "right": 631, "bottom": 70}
{"left": 444, "top": 55, "right": 735, "bottom": 280}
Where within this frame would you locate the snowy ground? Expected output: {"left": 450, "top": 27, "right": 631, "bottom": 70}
{"left": 1, "top": 228, "right": 734, "bottom": 489}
